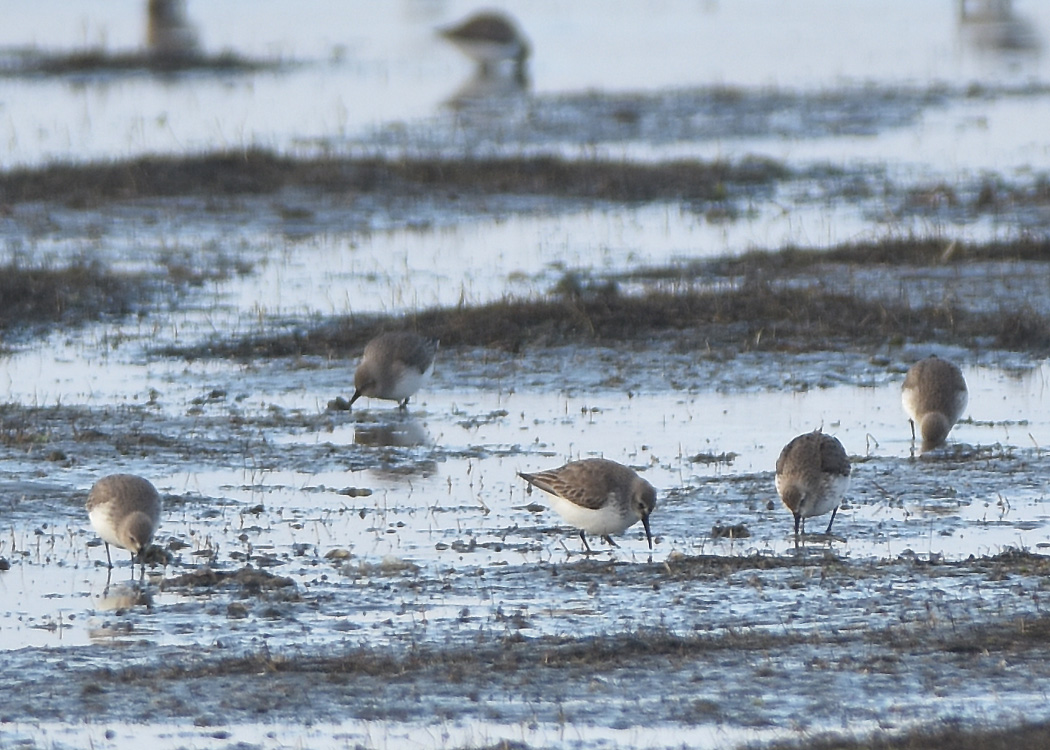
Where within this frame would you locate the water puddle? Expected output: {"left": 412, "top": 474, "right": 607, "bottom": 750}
{"left": 3, "top": 1, "right": 1050, "bottom": 747}
{"left": 2, "top": 352, "right": 1047, "bottom": 653}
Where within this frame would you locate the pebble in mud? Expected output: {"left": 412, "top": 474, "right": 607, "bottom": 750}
{"left": 902, "top": 354, "right": 969, "bottom": 451}
{"left": 517, "top": 458, "right": 656, "bottom": 552}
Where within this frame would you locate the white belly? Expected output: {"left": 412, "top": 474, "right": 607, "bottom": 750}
{"left": 386, "top": 363, "right": 433, "bottom": 401}
{"left": 546, "top": 493, "right": 635, "bottom": 536}
{"left": 901, "top": 386, "right": 921, "bottom": 423}
{"left": 801, "top": 474, "right": 850, "bottom": 519}
{"left": 88, "top": 506, "right": 122, "bottom": 548}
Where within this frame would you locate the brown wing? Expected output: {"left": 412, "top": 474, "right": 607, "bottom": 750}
{"left": 819, "top": 435, "right": 851, "bottom": 477}
{"left": 904, "top": 356, "right": 967, "bottom": 413}
{"left": 391, "top": 333, "right": 437, "bottom": 374}
{"left": 518, "top": 460, "right": 619, "bottom": 511}
{"left": 366, "top": 332, "right": 437, "bottom": 375}
{"left": 775, "top": 433, "right": 812, "bottom": 476}
{"left": 445, "top": 13, "right": 517, "bottom": 43}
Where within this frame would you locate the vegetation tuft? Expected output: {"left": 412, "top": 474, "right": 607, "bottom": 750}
{"left": 0, "top": 149, "right": 784, "bottom": 207}
{"left": 0, "top": 49, "right": 278, "bottom": 78}
{"left": 765, "top": 720, "right": 1050, "bottom": 750}
{"left": 156, "top": 275, "right": 1050, "bottom": 360}
{"left": 631, "top": 237, "right": 1050, "bottom": 280}
{"left": 0, "top": 261, "right": 151, "bottom": 335}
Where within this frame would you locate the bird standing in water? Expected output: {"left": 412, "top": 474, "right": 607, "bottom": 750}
{"left": 518, "top": 458, "right": 656, "bottom": 552}
{"left": 902, "top": 355, "right": 968, "bottom": 451}
{"left": 775, "top": 430, "right": 851, "bottom": 538}
{"left": 86, "top": 474, "right": 163, "bottom": 569}
{"left": 349, "top": 332, "right": 438, "bottom": 410}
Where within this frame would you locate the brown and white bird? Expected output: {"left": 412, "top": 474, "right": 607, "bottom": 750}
{"left": 518, "top": 458, "right": 656, "bottom": 552}
{"left": 902, "top": 355, "right": 968, "bottom": 451}
{"left": 439, "top": 11, "right": 530, "bottom": 80}
{"left": 775, "top": 430, "right": 851, "bottom": 537}
{"left": 349, "top": 332, "right": 437, "bottom": 410}
{"left": 86, "top": 474, "right": 163, "bottom": 568}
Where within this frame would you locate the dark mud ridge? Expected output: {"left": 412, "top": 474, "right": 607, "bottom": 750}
{"left": 3, "top": 237, "right": 1048, "bottom": 357}
{"left": 157, "top": 238, "right": 1050, "bottom": 359}
{"left": 0, "top": 149, "right": 784, "bottom": 208}
{"left": 0, "top": 257, "right": 236, "bottom": 341}
{"left": 0, "top": 49, "right": 281, "bottom": 78}
{"left": 0, "top": 261, "right": 153, "bottom": 339}
{"left": 2, "top": 147, "right": 1046, "bottom": 229}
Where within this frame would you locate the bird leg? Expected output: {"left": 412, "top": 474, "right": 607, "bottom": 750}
{"left": 823, "top": 507, "right": 840, "bottom": 536}
{"left": 601, "top": 535, "right": 620, "bottom": 548}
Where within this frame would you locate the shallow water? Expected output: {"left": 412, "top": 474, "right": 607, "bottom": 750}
{"left": 3, "top": 0, "right": 1050, "bottom": 166}
{"left": 3, "top": 1, "right": 1050, "bottom": 749}
{"left": 2, "top": 354, "right": 1048, "bottom": 643}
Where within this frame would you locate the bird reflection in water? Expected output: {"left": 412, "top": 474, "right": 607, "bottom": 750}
{"left": 957, "top": 0, "right": 1041, "bottom": 54}
{"left": 146, "top": 0, "right": 200, "bottom": 59}
{"left": 354, "top": 416, "right": 431, "bottom": 448}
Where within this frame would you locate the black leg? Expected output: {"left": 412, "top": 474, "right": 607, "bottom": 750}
{"left": 793, "top": 513, "right": 801, "bottom": 536}
{"left": 824, "top": 507, "right": 839, "bottom": 536}
{"left": 579, "top": 530, "right": 593, "bottom": 553}
{"left": 104, "top": 542, "right": 113, "bottom": 569}
{"left": 601, "top": 535, "right": 620, "bottom": 548}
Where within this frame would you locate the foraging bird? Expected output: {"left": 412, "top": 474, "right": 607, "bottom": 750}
{"left": 86, "top": 474, "right": 163, "bottom": 568}
{"left": 775, "top": 430, "right": 851, "bottom": 537}
{"left": 349, "top": 332, "right": 437, "bottom": 410}
{"left": 518, "top": 458, "right": 656, "bottom": 552}
{"left": 439, "top": 11, "right": 530, "bottom": 81}
{"left": 902, "top": 355, "right": 968, "bottom": 451}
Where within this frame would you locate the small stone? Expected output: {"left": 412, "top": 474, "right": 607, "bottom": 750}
{"left": 710, "top": 523, "right": 750, "bottom": 539}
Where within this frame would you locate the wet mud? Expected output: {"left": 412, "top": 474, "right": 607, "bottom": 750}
{"left": 0, "top": 262, "right": 155, "bottom": 338}
{"left": 0, "top": 49, "right": 279, "bottom": 78}
{"left": 153, "top": 253, "right": 1050, "bottom": 360}
{"left": 3, "top": 552, "right": 1050, "bottom": 743}
{"left": 2, "top": 339, "right": 1049, "bottom": 750}
{"left": 2, "top": 71, "right": 1050, "bottom": 750}
{"left": 0, "top": 149, "right": 784, "bottom": 207}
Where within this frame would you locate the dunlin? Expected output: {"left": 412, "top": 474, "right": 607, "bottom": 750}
{"left": 518, "top": 458, "right": 656, "bottom": 551}
{"left": 86, "top": 474, "right": 162, "bottom": 568}
{"left": 775, "top": 430, "right": 851, "bottom": 537}
{"left": 439, "top": 11, "right": 530, "bottom": 77}
{"left": 902, "top": 355, "right": 968, "bottom": 451}
{"left": 349, "top": 332, "right": 437, "bottom": 410}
